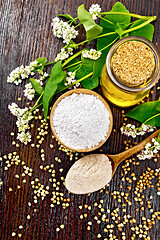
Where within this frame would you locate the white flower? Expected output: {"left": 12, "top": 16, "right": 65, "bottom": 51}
{"left": 8, "top": 103, "right": 28, "bottom": 117}
{"left": 153, "top": 148, "right": 158, "bottom": 153}
{"left": 23, "top": 73, "right": 48, "bottom": 101}
{"left": 74, "top": 82, "right": 80, "bottom": 88}
{"left": 51, "top": 17, "right": 78, "bottom": 44}
{"left": 17, "top": 131, "right": 31, "bottom": 145}
{"left": 82, "top": 49, "right": 101, "bottom": 60}
{"left": 145, "top": 143, "right": 151, "bottom": 149}
{"left": 121, "top": 124, "right": 155, "bottom": 138}
{"left": 8, "top": 103, "right": 19, "bottom": 116}
{"left": 31, "top": 60, "right": 39, "bottom": 67}
{"left": 8, "top": 103, "right": 34, "bottom": 145}
{"left": 154, "top": 141, "right": 160, "bottom": 147}
{"left": 7, "top": 60, "right": 39, "bottom": 85}
{"left": 16, "top": 112, "right": 33, "bottom": 131}
{"left": 142, "top": 124, "right": 148, "bottom": 131}
{"left": 64, "top": 71, "right": 80, "bottom": 88}
{"left": 137, "top": 136, "right": 160, "bottom": 160}
{"left": 24, "top": 83, "right": 35, "bottom": 101}
{"left": 55, "top": 48, "right": 73, "bottom": 62}
{"left": 66, "top": 71, "right": 75, "bottom": 85}
{"left": 43, "top": 72, "right": 49, "bottom": 78}
{"left": 89, "top": 4, "right": 101, "bottom": 20}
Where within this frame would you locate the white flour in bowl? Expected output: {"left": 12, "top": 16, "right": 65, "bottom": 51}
{"left": 52, "top": 93, "right": 111, "bottom": 150}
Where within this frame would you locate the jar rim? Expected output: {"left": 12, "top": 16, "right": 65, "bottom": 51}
{"left": 106, "top": 36, "right": 160, "bottom": 93}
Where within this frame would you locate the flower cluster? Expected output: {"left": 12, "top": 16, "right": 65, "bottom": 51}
{"left": 8, "top": 103, "right": 28, "bottom": 117}
{"left": 51, "top": 17, "right": 78, "bottom": 44}
{"left": 24, "top": 83, "right": 35, "bottom": 101}
{"left": 23, "top": 73, "right": 48, "bottom": 100}
{"left": 8, "top": 103, "right": 34, "bottom": 144}
{"left": 137, "top": 137, "right": 160, "bottom": 160}
{"left": 17, "top": 131, "right": 32, "bottom": 144}
{"left": 7, "top": 61, "right": 39, "bottom": 85}
{"left": 120, "top": 124, "right": 155, "bottom": 138}
{"left": 65, "top": 71, "right": 80, "bottom": 88}
{"left": 82, "top": 49, "right": 102, "bottom": 60}
{"left": 89, "top": 4, "right": 101, "bottom": 20}
{"left": 55, "top": 48, "right": 73, "bottom": 62}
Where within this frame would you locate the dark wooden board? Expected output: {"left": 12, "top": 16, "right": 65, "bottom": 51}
{"left": 1, "top": 0, "right": 160, "bottom": 239}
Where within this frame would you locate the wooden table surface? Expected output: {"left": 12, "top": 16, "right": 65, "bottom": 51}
{"left": 1, "top": 0, "right": 160, "bottom": 239}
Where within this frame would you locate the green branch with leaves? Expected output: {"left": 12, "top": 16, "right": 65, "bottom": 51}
{"left": 8, "top": 2, "right": 157, "bottom": 121}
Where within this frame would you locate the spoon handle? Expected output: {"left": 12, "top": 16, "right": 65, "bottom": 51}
{"left": 108, "top": 129, "right": 159, "bottom": 166}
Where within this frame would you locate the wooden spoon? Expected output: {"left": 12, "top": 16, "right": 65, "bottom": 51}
{"left": 65, "top": 130, "right": 159, "bottom": 194}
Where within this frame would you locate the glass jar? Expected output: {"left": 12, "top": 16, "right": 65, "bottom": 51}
{"left": 100, "top": 36, "right": 160, "bottom": 107}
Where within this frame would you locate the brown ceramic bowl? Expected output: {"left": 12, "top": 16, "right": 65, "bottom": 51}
{"left": 50, "top": 89, "right": 113, "bottom": 152}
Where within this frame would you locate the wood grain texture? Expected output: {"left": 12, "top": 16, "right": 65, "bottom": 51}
{"left": 1, "top": 0, "right": 160, "bottom": 239}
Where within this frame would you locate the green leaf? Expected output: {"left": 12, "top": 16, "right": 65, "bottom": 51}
{"left": 77, "top": 4, "right": 103, "bottom": 40}
{"left": 37, "top": 57, "right": 47, "bottom": 66}
{"left": 81, "top": 62, "right": 98, "bottom": 89}
{"left": 97, "top": 2, "right": 130, "bottom": 63}
{"left": 129, "top": 19, "right": 154, "bottom": 41}
{"left": 65, "top": 58, "right": 81, "bottom": 72}
{"left": 145, "top": 114, "right": 160, "bottom": 127}
{"left": 107, "top": 2, "right": 131, "bottom": 25}
{"left": 95, "top": 2, "right": 132, "bottom": 80}
{"left": 126, "top": 100, "right": 160, "bottom": 127}
{"left": 88, "top": 75, "right": 99, "bottom": 89}
{"left": 79, "top": 72, "right": 98, "bottom": 89}
{"left": 43, "top": 61, "right": 65, "bottom": 119}
{"left": 58, "top": 14, "right": 76, "bottom": 24}
{"left": 100, "top": 2, "right": 131, "bottom": 30}
{"left": 115, "top": 23, "right": 125, "bottom": 37}
{"left": 96, "top": 2, "right": 132, "bottom": 79}
{"left": 76, "top": 55, "right": 98, "bottom": 89}
{"left": 32, "top": 57, "right": 47, "bottom": 73}
{"left": 30, "top": 78, "right": 43, "bottom": 95}
{"left": 97, "top": 33, "right": 118, "bottom": 77}
{"left": 56, "top": 71, "right": 68, "bottom": 93}
{"left": 38, "top": 98, "right": 43, "bottom": 105}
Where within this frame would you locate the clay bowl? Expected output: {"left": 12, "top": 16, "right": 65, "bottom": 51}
{"left": 50, "top": 89, "right": 113, "bottom": 152}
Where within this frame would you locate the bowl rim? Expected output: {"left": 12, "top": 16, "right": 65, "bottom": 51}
{"left": 50, "top": 89, "right": 113, "bottom": 152}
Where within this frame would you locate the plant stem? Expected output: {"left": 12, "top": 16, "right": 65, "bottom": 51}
{"left": 77, "top": 32, "right": 117, "bottom": 46}
{"left": 31, "top": 103, "right": 43, "bottom": 112}
{"left": 125, "top": 19, "right": 141, "bottom": 27}
{"left": 62, "top": 32, "right": 116, "bottom": 69}
{"left": 56, "top": 72, "right": 93, "bottom": 94}
{"left": 67, "top": 19, "right": 72, "bottom": 24}
{"left": 143, "top": 113, "right": 160, "bottom": 125}
{"left": 63, "top": 61, "right": 82, "bottom": 70}
{"left": 98, "top": 15, "right": 115, "bottom": 26}
{"left": 62, "top": 49, "right": 84, "bottom": 67}
{"left": 27, "top": 91, "right": 44, "bottom": 115}
{"left": 122, "top": 16, "right": 156, "bottom": 35}
{"left": 44, "top": 61, "right": 55, "bottom": 66}
{"left": 100, "top": 12, "right": 156, "bottom": 20}
{"left": 74, "top": 23, "right": 81, "bottom": 28}
{"left": 99, "top": 36, "right": 119, "bottom": 52}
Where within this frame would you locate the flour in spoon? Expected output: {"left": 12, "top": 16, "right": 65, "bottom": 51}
{"left": 65, "top": 154, "right": 112, "bottom": 194}
{"left": 52, "top": 93, "right": 111, "bottom": 149}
